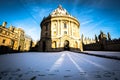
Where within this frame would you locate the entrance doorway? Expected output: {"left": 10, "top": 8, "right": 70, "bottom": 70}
{"left": 42, "top": 41, "right": 46, "bottom": 52}
{"left": 64, "top": 40, "right": 69, "bottom": 50}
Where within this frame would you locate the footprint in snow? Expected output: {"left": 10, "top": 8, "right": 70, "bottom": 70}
{"left": 94, "top": 75, "right": 102, "bottom": 78}
{"left": 64, "top": 75, "right": 72, "bottom": 78}
{"left": 66, "top": 70, "right": 71, "bottom": 72}
{"left": 16, "top": 68, "right": 21, "bottom": 72}
{"left": 30, "top": 76, "right": 36, "bottom": 80}
{"left": 38, "top": 74, "right": 46, "bottom": 76}
{"left": 18, "top": 74, "right": 23, "bottom": 78}
{"left": 55, "top": 70, "right": 59, "bottom": 72}
{"left": 48, "top": 74, "right": 56, "bottom": 76}
{"left": 103, "top": 71, "right": 114, "bottom": 77}
{"left": 79, "top": 72, "right": 86, "bottom": 75}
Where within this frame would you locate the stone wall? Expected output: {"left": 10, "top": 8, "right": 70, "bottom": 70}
{"left": 84, "top": 39, "right": 120, "bottom": 51}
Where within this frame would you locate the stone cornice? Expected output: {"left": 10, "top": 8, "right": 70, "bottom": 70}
{"left": 40, "top": 15, "right": 80, "bottom": 28}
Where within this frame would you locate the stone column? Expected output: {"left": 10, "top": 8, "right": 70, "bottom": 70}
{"left": 59, "top": 20, "right": 61, "bottom": 35}
{"left": 70, "top": 21, "right": 71, "bottom": 36}
{"left": 68, "top": 21, "right": 70, "bottom": 36}
{"left": 71, "top": 22, "right": 73, "bottom": 36}
{"left": 56, "top": 21, "right": 58, "bottom": 36}
{"left": 57, "top": 20, "right": 59, "bottom": 36}
{"left": 60, "top": 20, "right": 62, "bottom": 36}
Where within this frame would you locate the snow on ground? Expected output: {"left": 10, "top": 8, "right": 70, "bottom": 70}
{"left": 0, "top": 51, "right": 120, "bottom": 80}
{"left": 84, "top": 51, "right": 120, "bottom": 58}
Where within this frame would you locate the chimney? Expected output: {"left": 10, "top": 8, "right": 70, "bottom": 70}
{"left": 2, "top": 22, "right": 7, "bottom": 27}
{"left": 9, "top": 25, "right": 13, "bottom": 31}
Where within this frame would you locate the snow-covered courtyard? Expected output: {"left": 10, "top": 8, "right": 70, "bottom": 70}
{"left": 0, "top": 51, "right": 120, "bottom": 80}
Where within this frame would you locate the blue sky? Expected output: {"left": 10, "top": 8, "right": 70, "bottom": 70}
{"left": 0, "top": 0, "right": 120, "bottom": 41}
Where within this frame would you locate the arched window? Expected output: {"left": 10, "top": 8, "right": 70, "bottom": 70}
{"left": 64, "top": 31, "right": 67, "bottom": 34}
{"left": 54, "top": 24, "right": 57, "bottom": 29}
{"left": 64, "top": 23, "right": 67, "bottom": 28}
{"left": 52, "top": 41, "right": 57, "bottom": 48}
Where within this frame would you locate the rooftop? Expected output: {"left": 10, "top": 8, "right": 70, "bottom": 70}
{"left": 50, "top": 5, "right": 69, "bottom": 16}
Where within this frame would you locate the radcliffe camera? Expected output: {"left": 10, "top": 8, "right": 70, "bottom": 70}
{"left": 0, "top": 0, "right": 120, "bottom": 80}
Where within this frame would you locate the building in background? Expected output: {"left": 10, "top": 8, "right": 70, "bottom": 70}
{"left": 16, "top": 28, "right": 25, "bottom": 51}
{"left": 81, "top": 34, "right": 96, "bottom": 45}
{"left": 84, "top": 31, "right": 120, "bottom": 51}
{"left": 39, "top": 5, "right": 83, "bottom": 52}
{"left": 0, "top": 22, "right": 18, "bottom": 52}
{"left": 0, "top": 22, "right": 32, "bottom": 53}
{"left": 24, "top": 35, "right": 32, "bottom": 51}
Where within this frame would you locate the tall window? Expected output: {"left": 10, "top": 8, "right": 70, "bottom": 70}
{"left": 64, "top": 23, "right": 67, "bottom": 28}
{"left": 64, "top": 31, "right": 67, "bottom": 34}
{"left": 11, "top": 40, "right": 14, "bottom": 46}
{"left": 54, "top": 24, "right": 56, "bottom": 29}
{"left": 2, "top": 39, "right": 5, "bottom": 43}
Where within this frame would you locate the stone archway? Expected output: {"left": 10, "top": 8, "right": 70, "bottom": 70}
{"left": 64, "top": 40, "right": 69, "bottom": 50}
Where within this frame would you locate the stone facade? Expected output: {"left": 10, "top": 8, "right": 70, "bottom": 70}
{"left": 84, "top": 31, "right": 120, "bottom": 51}
{"left": 0, "top": 22, "right": 18, "bottom": 51}
{"left": 81, "top": 34, "right": 96, "bottom": 45}
{"left": 24, "top": 35, "right": 32, "bottom": 51}
{"left": 38, "top": 5, "right": 83, "bottom": 52}
{"left": 0, "top": 22, "right": 32, "bottom": 53}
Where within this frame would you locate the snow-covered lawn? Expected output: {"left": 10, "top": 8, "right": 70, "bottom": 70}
{"left": 0, "top": 51, "right": 120, "bottom": 80}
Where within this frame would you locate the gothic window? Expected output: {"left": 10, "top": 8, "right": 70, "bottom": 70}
{"left": 64, "top": 23, "right": 67, "bottom": 28}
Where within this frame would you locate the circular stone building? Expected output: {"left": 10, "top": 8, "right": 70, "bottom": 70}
{"left": 38, "top": 5, "right": 83, "bottom": 52}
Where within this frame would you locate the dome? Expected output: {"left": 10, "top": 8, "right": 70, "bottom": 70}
{"left": 50, "top": 5, "right": 69, "bottom": 16}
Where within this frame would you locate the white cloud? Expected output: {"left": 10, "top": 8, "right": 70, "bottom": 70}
{"left": 31, "top": 6, "right": 52, "bottom": 21}
{"left": 81, "top": 19, "right": 93, "bottom": 25}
